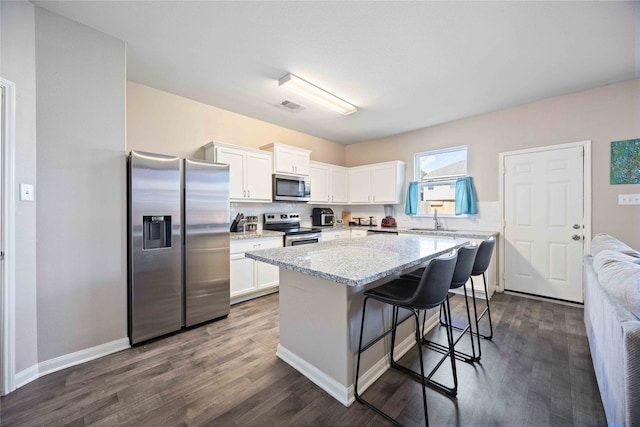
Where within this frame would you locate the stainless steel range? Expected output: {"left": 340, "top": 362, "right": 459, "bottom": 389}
{"left": 263, "top": 213, "right": 322, "bottom": 246}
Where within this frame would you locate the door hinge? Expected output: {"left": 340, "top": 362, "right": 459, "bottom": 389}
{"left": 0, "top": 251, "right": 4, "bottom": 260}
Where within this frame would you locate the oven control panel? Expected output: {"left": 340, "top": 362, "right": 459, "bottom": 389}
{"left": 265, "top": 212, "right": 300, "bottom": 224}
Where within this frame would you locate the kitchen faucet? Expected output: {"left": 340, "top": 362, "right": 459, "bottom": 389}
{"left": 434, "top": 208, "right": 443, "bottom": 230}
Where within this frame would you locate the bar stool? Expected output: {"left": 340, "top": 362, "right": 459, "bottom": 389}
{"left": 467, "top": 237, "right": 496, "bottom": 359}
{"left": 354, "top": 251, "right": 458, "bottom": 427}
{"left": 404, "top": 244, "right": 480, "bottom": 363}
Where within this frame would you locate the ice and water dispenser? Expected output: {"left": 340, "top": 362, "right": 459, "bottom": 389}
{"left": 143, "top": 215, "right": 172, "bottom": 249}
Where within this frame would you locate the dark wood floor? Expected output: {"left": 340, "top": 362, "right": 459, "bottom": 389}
{"left": 0, "top": 292, "right": 606, "bottom": 426}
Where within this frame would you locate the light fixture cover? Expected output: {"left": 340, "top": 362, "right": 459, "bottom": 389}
{"left": 278, "top": 73, "right": 357, "bottom": 115}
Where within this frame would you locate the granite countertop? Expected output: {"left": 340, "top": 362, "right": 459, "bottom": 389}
{"left": 245, "top": 234, "right": 466, "bottom": 287}
{"left": 229, "top": 230, "right": 284, "bottom": 240}
{"left": 317, "top": 225, "right": 497, "bottom": 239}
{"left": 398, "top": 229, "right": 498, "bottom": 239}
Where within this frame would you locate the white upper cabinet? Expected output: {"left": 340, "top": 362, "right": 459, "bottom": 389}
{"left": 309, "top": 161, "right": 348, "bottom": 204}
{"left": 348, "top": 161, "right": 406, "bottom": 204}
{"left": 261, "top": 142, "right": 311, "bottom": 176}
{"left": 309, "top": 162, "right": 330, "bottom": 203}
{"left": 204, "top": 142, "right": 272, "bottom": 202}
{"left": 348, "top": 167, "right": 372, "bottom": 203}
{"left": 331, "top": 167, "right": 348, "bottom": 203}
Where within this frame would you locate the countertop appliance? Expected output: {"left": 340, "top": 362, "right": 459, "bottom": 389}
{"left": 272, "top": 174, "right": 310, "bottom": 202}
{"left": 263, "top": 212, "right": 322, "bottom": 246}
{"left": 312, "top": 208, "right": 334, "bottom": 226}
{"left": 128, "top": 151, "right": 230, "bottom": 345}
{"left": 381, "top": 204, "right": 397, "bottom": 228}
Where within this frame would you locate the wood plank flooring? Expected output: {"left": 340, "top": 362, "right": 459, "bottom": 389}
{"left": 0, "top": 292, "right": 606, "bottom": 426}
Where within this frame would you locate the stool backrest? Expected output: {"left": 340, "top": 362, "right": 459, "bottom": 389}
{"left": 471, "top": 237, "right": 495, "bottom": 276}
{"left": 411, "top": 250, "right": 458, "bottom": 309}
{"left": 451, "top": 244, "right": 479, "bottom": 289}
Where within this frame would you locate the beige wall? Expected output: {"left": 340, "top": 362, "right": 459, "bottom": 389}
{"left": 1, "top": 0, "right": 39, "bottom": 375}
{"left": 127, "top": 81, "right": 346, "bottom": 165}
{"left": 35, "top": 7, "right": 127, "bottom": 362}
{"left": 346, "top": 79, "right": 640, "bottom": 248}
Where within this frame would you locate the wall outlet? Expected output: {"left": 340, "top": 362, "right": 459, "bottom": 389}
{"left": 20, "top": 184, "right": 35, "bottom": 201}
{"left": 618, "top": 194, "right": 640, "bottom": 205}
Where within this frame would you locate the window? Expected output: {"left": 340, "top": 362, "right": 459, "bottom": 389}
{"left": 414, "top": 146, "right": 467, "bottom": 216}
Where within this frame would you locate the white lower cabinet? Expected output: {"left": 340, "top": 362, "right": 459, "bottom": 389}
{"left": 321, "top": 229, "right": 351, "bottom": 241}
{"left": 350, "top": 229, "right": 368, "bottom": 238}
{"left": 230, "top": 236, "right": 282, "bottom": 304}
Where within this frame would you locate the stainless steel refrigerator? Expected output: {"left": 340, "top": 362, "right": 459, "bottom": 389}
{"left": 128, "top": 151, "right": 230, "bottom": 345}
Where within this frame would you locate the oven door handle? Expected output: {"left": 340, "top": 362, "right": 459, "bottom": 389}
{"left": 286, "top": 233, "right": 321, "bottom": 242}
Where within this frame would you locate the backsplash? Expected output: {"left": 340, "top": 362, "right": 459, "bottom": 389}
{"left": 231, "top": 201, "right": 501, "bottom": 232}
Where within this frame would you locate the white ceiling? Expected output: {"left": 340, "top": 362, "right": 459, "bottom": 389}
{"left": 34, "top": 1, "right": 639, "bottom": 145}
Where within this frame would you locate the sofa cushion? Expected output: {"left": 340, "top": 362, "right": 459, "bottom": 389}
{"left": 591, "top": 233, "right": 640, "bottom": 258}
{"left": 593, "top": 250, "right": 640, "bottom": 319}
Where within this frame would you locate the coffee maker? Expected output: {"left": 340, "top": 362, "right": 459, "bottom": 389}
{"left": 381, "top": 205, "right": 397, "bottom": 227}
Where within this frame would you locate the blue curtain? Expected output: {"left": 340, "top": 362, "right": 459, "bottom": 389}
{"left": 405, "top": 181, "right": 418, "bottom": 215}
{"left": 455, "top": 176, "right": 478, "bottom": 215}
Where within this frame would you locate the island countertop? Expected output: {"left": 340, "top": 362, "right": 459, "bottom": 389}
{"left": 245, "top": 234, "right": 466, "bottom": 287}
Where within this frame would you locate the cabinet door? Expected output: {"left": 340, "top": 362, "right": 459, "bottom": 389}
{"left": 323, "top": 230, "right": 350, "bottom": 240}
{"left": 349, "top": 168, "right": 372, "bottom": 203}
{"left": 351, "top": 229, "right": 368, "bottom": 238}
{"left": 274, "top": 146, "right": 309, "bottom": 175}
{"left": 274, "top": 147, "right": 295, "bottom": 174}
{"left": 330, "top": 167, "right": 349, "bottom": 203}
{"left": 215, "top": 146, "right": 246, "bottom": 200}
{"left": 309, "top": 163, "right": 330, "bottom": 203}
{"left": 371, "top": 164, "right": 398, "bottom": 203}
{"left": 245, "top": 152, "right": 272, "bottom": 201}
{"left": 292, "top": 151, "right": 310, "bottom": 175}
{"left": 230, "top": 253, "right": 256, "bottom": 297}
{"left": 256, "top": 261, "right": 279, "bottom": 290}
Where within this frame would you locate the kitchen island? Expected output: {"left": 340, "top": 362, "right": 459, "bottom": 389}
{"left": 246, "top": 235, "right": 467, "bottom": 406}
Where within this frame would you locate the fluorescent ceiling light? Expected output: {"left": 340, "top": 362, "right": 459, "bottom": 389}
{"left": 279, "top": 73, "right": 357, "bottom": 115}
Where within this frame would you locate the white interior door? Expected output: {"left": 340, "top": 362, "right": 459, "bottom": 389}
{"left": 503, "top": 145, "right": 584, "bottom": 302}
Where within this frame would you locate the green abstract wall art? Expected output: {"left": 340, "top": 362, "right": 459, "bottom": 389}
{"left": 611, "top": 139, "right": 640, "bottom": 184}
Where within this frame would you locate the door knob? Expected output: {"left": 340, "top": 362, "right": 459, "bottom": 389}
{"left": 573, "top": 224, "right": 581, "bottom": 229}
{"left": 572, "top": 234, "right": 582, "bottom": 241}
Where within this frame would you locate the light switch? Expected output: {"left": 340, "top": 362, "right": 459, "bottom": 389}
{"left": 19, "top": 184, "right": 34, "bottom": 201}
{"left": 618, "top": 194, "right": 640, "bottom": 205}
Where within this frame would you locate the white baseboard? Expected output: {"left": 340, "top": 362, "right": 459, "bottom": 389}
{"left": 276, "top": 343, "right": 351, "bottom": 406}
{"left": 12, "top": 337, "right": 130, "bottom": 391}
{"left": 38, "top": 337, "right": 130, "bottom": 377}
{"left": 14, "top": 364, "right": 39, "bottom": 389}
{"left": 276, "top": 331, "right": 418, "bottom": 408}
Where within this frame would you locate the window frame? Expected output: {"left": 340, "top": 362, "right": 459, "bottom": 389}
{"left": 413, "top": 145, "right": 468, "bottom": 218}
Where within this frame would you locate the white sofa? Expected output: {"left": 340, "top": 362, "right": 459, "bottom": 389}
{"left": 584, "top": 234, "right": 640, "bottom": 426}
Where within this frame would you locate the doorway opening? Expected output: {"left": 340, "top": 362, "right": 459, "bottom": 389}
{"left": 1, "top": 77, "right": 17, "bottom": 395}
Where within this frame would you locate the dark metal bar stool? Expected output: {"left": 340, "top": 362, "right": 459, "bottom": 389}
{"left": 443, "top": 237, "right": 496, "bottom": 360}
{"left": 354, "top": 251, "right": 458, "bottom": 427}
{"left": 468, "top": 237, "right": 496, "bottom": 356}
{"left": 405, "top": 244, "right": 480, "bottom": 364}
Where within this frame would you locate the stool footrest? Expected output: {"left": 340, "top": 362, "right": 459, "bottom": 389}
{"left": 423, "top": 338, "right": 475, "bottom": 364}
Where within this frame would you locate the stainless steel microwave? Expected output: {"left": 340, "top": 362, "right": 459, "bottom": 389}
{"left": 273, "top": 174, "right": 310, "bottom": 202}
